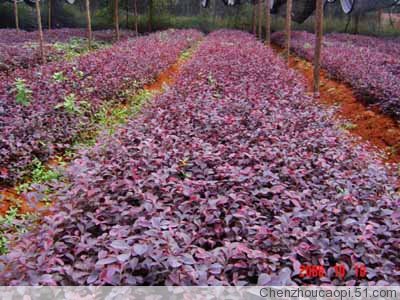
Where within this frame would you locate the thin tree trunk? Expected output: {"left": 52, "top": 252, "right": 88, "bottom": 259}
{"left": 313, "top": 0, "right": 324, "bottom": 95}
{"left": 115, "top": 0, "right": 120, "bottom": 41}
{"left": 344, "top": 15, "right": 351, "bottom": 32}
{"left": 252, "top": 4, "right": 256, "bottom": 35}
{"left": 125, "top": 0, "right": 128, "bottom": 29}
{"left": 265, "top": 0, "right": 271, "bottom": 45}
{"left": 257, "top": 0, "right": 262, "bottom": 39}
{"left": 85, "top": 0, "right": 92, "bottom": 49}
{"left": 285, "top": 0, "right": 292, "bottom": 64}
{"left": 13, "top": 0, "right": 19, "bottom": 32}
{"left": 213, "top": 0, "right": 217, "bottom": 23}
{"left": 35, "top": 0, "right": 45, "bottom": 63}
{"left": 48, "top": 0, "right": 51, "bottom": 30}
{"left": 354, "top": 14, "right": 360, "bottom": 34}
{"left": 378, "top": 9, "right": 383, "bottom": 32}
{"left": 234, "top": 4, "right": 240, "bottom": 29}
{"left": 148, "top": 0, "right": 153, "bottom": 32}
{"left": 134, "top": 0, "right": 138, "bottom": 35}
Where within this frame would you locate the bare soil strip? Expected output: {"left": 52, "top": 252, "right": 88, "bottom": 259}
{"left": 272, "top": 44, "right": 400, "bottom": 164}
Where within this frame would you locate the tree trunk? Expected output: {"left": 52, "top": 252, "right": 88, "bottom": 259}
{"left": 13, "top": 0, "right": 19, "bottom": 32}
{"left": 125, "top": 0, "right": 128, "bottom": 29}
{"left": 257, "top": 0, "right": 262, "bottom": 39}
{"left": 148, "top": 0, "right": 153, "bottom": 32}
{"left": 234, "top": 4, "right": 240, "bottom": 29}
{"left": 85, "top": 0, "right": 92, "bottom": 49}
{"left": 35, "top": 0, "right": 45, "bottom": 63}
{"left": 48, "top": 0, "right": 51, "bottom": 30}
{"left": 354, "top": 14, "right": 360, "bottom": 34}
{"left": 252, "top": 4, "right": 256, "bottom": 35}
{"left": 115, "top": 0, "right": 120, "bottom": 41}
{"left": 285, "top": 0, "right": 292, "bottom": 64}
{"left": 265, "top": 0, "right": 271, "bottom": 45}
{"left": 378, "top": 9, "right": 383, "bottom": 32}
{"left": 134, "top": 0, "right": 138, "bottom": 35}
{"left": 313, "top": 0, "right": 324, "bottom": 95}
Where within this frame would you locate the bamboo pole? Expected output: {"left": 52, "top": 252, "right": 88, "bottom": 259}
{"left": 313, "top": 0, "right": 324, "bottom": 95}
{"left": 285, "top": 0, "right": 292, "bottom": 64}
{"left": 35, "top": 0, "right": 45, "bottom": 63}
{"left": 48, "top": 0, "right": 51, "bottom": 30}
{"left": 115, "top": 0, "right": 120, "bottom": 41}
{"left": 257, "top": 0, "right": 262, "bottom": 39}
{"left": 134, "top": 0, "right": 138, "bottom": 35}
{"left": 265, "top": 0, "right": 271, "bottom": 45}
{"left": 252, "top": 3, "right": 256, "bottom": 36}
{"left": 85, "top": 0, "right": 92, "bottom": 49}
{"left": 13, "top": 0, "right": 19, "bottom": 32}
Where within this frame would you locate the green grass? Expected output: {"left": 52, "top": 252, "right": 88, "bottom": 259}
{"left": 53, "top": 38, "right": 107, "bottom": 60}
{"left": 16, "top": 158, "right": 61, "bottom": 194}
{"left": 0, "top": 207, "right": 36, "bottom": 255}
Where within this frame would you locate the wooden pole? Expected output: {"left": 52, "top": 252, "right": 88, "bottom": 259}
{"left": 134, "top": 0, "right": 138, "bottom": 35}
{"left": 48, "top": 0, "right": 51, "bottom": 30}
{"left": 13, "top": 0, "right": 19, "bottom": 32}
{"left": 257, "top": 0, "right": 262, "bottom": 39}
{"left": 115, "top": 0, "right": 120, "bottom": 41}
{"left": 313, "top": 0, "right": 324, "bottom": 95}
{"left": 148, "top": 0, "right": 153, "bottom": 32}
{"left": 35, "top": 0, "right": 45, "bottom": 63}
{"left": 354, "top": 14, "right": 360, "bottom": 34}
{"left": 285, "top": 0, "right": 292, "bottom": 64}
{"left": 125, "top": 0, "right": 128, "bottom": 29}
{"left": 265, "top": 0, "right": 271, "bottom": 45}
{"left": 252, "top": 3, "right": 256, "bottom": 35}
{"left": 85, "top": 0, "right": 92, "bottom": 49}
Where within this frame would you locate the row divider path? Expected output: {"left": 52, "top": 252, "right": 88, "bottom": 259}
{"left": 271, "top": 43, "right": 400, "bottom": 166}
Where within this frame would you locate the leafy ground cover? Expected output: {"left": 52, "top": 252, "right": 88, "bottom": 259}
{"left": 0, "top": 28, "right": 136, "bottom": 73}
{"left": 0, "top": 29, "right": 202, "bottom": 185}
{"left": 271, "top": 31, "right": 400, "bottom": 120}
{"left": 325, "top": 33, "right": 400, "bottom": 57}
{"left": 0, "top": 28, "right": 136, "bottom": 44}
{"left": 1, "top": 30, "right": 398, "bottom": 286}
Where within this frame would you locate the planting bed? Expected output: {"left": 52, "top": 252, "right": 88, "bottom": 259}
{"left": 0, "top": 29, "right": 136, "bottom": 74}
{"left": 0, "top": 29, "right": 136, "bottom": 44}
{"left": 0, "top": 29, "right": 202, "bottom": 185}
{"left": 271, "top": 31, "right": 400, "bottom": 120}
{"left": 1, "top": 30, "right": 398, "bottom": 285}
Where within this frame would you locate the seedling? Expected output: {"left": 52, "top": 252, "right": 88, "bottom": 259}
{"left": 16, "top": 159, "right": 60, "bottom": 194}
{"left": 14, "top": 78, "right": 32, "bottom": 106}
{"left": 55, "top": 94, "right": 87, "bottom": 115}
{"left": 52, "top": 71, "right": 66, "bottom": 82}
{"left": 341, "top": 122, "right": 358, "bottom": 131}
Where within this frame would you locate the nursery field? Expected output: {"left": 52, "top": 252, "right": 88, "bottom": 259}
{"left": 0, "top": 29, "right": 399, "bottom": 286}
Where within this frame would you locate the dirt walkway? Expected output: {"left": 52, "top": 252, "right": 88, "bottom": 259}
{"left": 272, "top": 44, "right": 400, "bottom": 164}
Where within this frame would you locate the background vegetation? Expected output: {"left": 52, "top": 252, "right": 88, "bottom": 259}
{"left": 0, "top": 0, "right": 399, "bottom": 37}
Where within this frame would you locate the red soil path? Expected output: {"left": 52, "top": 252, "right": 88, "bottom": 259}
{"left": 273, "top": 45, "right": 400, "bottom": 164}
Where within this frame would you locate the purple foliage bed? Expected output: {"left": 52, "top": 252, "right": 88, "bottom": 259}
{"left": 0, "top": 28, "right": 136, "bottom": 44}
{"left": 0, "top": 29, "right": 137, "bottom": 73}
{"left": 271, "top": 31, "right": 400, "bottom": 120}
{"left": 0, "top": 29, "right": 202, "bottom": 184}
{"left": 1, "top": 30, "right": 398, "bottom": 286}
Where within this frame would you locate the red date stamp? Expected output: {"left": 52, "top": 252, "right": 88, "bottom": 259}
{"left": 299, "top": 263, "right": 367, "bottom": 279}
